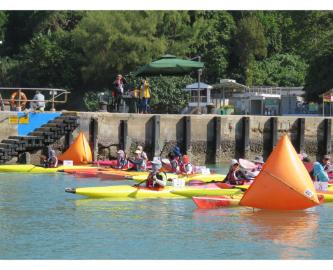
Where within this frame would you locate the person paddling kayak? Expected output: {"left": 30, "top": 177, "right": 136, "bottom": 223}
{"left": 313, "top": 154, "right": 330, "bottom": 191}
{"left": 129, "top": 149, "right": 147, "bottom": 171}
{"left": 144, "top": 159, "right": 167, "bottom": 188}
{"left": 43, "top": 146, "right": 58, "bottom": 168}
{"left": 222, "top": 159, "right": 247, "bottom": 185}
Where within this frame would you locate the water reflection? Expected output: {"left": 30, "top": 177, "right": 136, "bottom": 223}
{"left": 241, "top": 209, "right": 319, "bottom": 259}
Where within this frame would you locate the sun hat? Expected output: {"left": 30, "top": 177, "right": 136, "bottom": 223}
{"left": 161, "top": 158, "right": 170, "bottom": 165}
{"left": 252, "top": 156, "right": 264, "bottom": 164}
{"left": 151, "top": 159, "right": 162, "bottom": 165}
{"left": 134, "top": 149, "right": 141, "bottom": 154}
{"left": 231, "top": 159, "right": 239, "bottom": 166}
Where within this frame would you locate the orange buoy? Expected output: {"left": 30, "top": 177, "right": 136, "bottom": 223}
{"left": 58, "top": 132, "right": 92, "bottom": 165}
{"left": 239, "top": 134, "right": 319, "bottom": 210}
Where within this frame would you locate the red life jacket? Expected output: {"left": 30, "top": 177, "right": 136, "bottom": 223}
{"left": 146, "top": 172, "right": 166, "bottom": 188}
{"left": 179, "top": 163, "right": 192, "bottom": 174}
{"left": 225, "top": 169, "right": 244, "bottom": 185}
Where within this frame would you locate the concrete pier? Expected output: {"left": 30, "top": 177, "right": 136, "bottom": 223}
{"left": 0, "top": 111, "right": 331, "bottom": 164}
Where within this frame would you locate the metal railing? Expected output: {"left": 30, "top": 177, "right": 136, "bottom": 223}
{"left": 0, "top": 87, "right": 70, "bottom": 111}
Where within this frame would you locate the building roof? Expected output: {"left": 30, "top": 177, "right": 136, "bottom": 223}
{"left": 184, "top": 82, "right": 212, "bottom": 91}
{"left": 212, "top": 79, "right": 249, "bottom": 91}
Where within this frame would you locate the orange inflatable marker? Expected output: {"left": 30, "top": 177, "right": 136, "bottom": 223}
{"left": 239, "top": 134, "right": 319, "bottom": 210}
{"left": 58, "top": 132, "right": 92, "bottom": 165}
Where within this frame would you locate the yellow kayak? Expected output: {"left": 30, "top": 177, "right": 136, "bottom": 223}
{"left": 131, "top": 173, "right": 227, "bottom": 183}
{"left": 0, "top": 164, "right": 93, "bottom": 173}
{"left": 65, "top": 185, "right": 242, "bottom": 199}
{"left": 317, "top": 191, "right": 333, "bottom": 202}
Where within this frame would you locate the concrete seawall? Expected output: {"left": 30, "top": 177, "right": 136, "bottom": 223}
{"left": 74, "top": 112, "right": 331, "bottom": 164}
{"left": 0, "top": 111, "right": 331, "bottom": 164}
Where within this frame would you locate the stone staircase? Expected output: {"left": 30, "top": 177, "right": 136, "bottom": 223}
{"left": 0, "top": 114, "right": 79, "bottom": 164}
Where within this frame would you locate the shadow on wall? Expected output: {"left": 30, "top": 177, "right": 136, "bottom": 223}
{"left": 145, "top": 117, "right": 154, "bottom": 159}
{"left": 176, "top": 117, "right": 185, "bottom": 153}
{"left": 263, "top": 118, "right": 272, "bottom": 160}
{"left": 316, "top": 119, "right": 325, "bottom": 160}
{"left": 205, "top": 118, "right": 215, "bottom": 164}
{"left": 235, "top": 117, "right": 249, "bottom": 159}
{"left": 289, "top": 119, "right": 301, "bottom": 153}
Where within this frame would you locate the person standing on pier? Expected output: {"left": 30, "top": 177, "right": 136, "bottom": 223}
{"left": 112, "top": 74, "right": 126, "bottom": 112}
{"left": 139, "top": 78, "right": 151, "bottom": 114}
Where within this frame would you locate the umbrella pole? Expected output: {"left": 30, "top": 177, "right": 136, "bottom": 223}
{"left": 197, "top": 62, "right": 202, "bottom": 114}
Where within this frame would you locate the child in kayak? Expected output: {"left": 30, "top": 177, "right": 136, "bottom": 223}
{"left": 136, "top": 145, "right": 148, "bottom": 163}
{"left": 112, "top": 150, "right": 129, "bottom": 169}
{"left": 252, "top": 156, "right": 264, "bottom": 171}
{"left": 129, "top": 149, "right": 147, "bottom": 171}
{"left": 167, "top": 152, "right": 180, "bottom": 173}
{"left": 145, "top": 159, "right": 167, "bottom": 188}
{"left": 180, "top": 155, "right": 193, "bottom": 175}
{"left": 43, "top": 146, "right": 58, "bottom": 168}
{"left": 222, "top": 159, "right": 247, "bottom": 185}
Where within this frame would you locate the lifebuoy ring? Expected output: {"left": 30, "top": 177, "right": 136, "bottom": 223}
{"left": 10, "top": 90, "right": 28, "bottom": 108}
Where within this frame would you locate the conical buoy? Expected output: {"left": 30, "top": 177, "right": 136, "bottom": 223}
{"left": 58, "top": 132, "right": 92, "bottom": 165}
{"left": 239, "top": 135, "right": 319, "bottom": 210}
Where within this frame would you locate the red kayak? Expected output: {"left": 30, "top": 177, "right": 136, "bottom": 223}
{"left": 74, "top": 170, "right": 100, "bottom": 178}
{"left": 193, "top": 194, "right": 325, "bottom": 209}
{"left": 192, "top": 195, "right": 241, "bottom": 209}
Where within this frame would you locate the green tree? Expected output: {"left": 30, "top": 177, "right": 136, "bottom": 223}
{"left": 231, "top": 15, "right": 267, "bottom": 85}
{"left": 251, "top": 53, "right": 308, "bottom": 87}
{"left": 71, "top": 11, "right": 166, "bottom": 90}
{"left": 191, "top": 11, "right": 236, "bottom": 83}
{"left": 14, "top": 30, "right": 82, "bottom": 90}
{"left": 147, "top": 76, "right": 194, "bottom": 113}
{"left": 304, "top": 32, "right": 333, "bottom": 101}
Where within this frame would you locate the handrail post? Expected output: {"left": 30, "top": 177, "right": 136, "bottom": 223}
{"left": 17, "top": 89, "right": 22, "bottom": 111}
{"left": 51, "top": 90, "right": 55, "bottom": 112}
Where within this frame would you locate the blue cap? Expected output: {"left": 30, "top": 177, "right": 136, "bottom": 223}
{"left": 173, "top": 146, "right": 181, "bottom": 157}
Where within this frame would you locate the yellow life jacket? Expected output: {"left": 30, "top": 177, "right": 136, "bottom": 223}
{"left": 140, "top": 81, "right": 151, "bottom": 99}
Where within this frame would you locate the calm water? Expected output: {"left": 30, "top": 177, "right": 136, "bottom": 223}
{"left": 1, "top": 166, "right": 333, "bottom": 260}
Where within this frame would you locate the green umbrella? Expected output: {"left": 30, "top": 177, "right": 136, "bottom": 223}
{"left": 134, "top": 54, "right": 204, "bottom": 77}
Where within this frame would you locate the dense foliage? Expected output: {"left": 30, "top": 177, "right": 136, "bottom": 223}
{"left": 0, "top": 10, "right": 332, "bottom": 111}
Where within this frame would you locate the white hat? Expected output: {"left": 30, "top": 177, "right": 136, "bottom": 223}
{"left": 134, "top": 150, "right": 141, "bottom": 154}
{"left": 117, "top": 150, "right": 124, "bottom": 154}
{"left": 231, "top": 159, "right": 239, "bottom": 166}
{"left": 161, "top": 158, "right": 170, "bottom": 165}
{"left": 151, "top": 160, "right": 162, "bottom": 166}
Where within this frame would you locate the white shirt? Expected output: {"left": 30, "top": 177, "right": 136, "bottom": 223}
{"left": 33, "top": 93, "right": 45, "bottom": 108}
